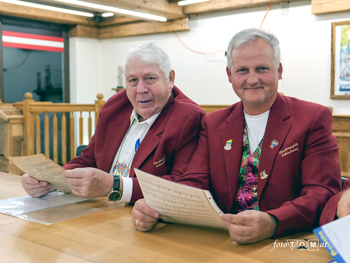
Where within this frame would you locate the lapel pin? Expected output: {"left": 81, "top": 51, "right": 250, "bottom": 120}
{"left": 270, "top": 139, "right": 279, "bottom": 149}
{"left": 224, "top": 139, "right": 232, "bottom": 151}
{"left": 260, "top": 170, "right": 268, "bottom": 179}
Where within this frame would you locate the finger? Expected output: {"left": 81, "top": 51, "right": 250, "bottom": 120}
{"left": 22, "top": 174, "right": 41, "bottom": 185}
{"left": 134, "top": 199, "right": 159, "bottom": 219}
{"left": 135, "top": 220, "right": 157, "bottom": 232}
{"left": 222, "top": 213, "right": 252, "bottom": 226}
{"left": 224, "top": 221, "right": 253, "bottom": 237}
{"left": 228, "top": 230, "right": 254, "bottom": 245}
{"left": 62, "top": 169, "right": 85, "bottom": 179}
{"left": 65, "top": 177, "right": 83, "bottom": 187}
{"left": 27, "top": 185, "right": 53, "bottom": 198}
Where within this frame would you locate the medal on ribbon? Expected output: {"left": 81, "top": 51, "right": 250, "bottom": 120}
{"left": 112, "top": 161, "right": 130, "bottom": 177}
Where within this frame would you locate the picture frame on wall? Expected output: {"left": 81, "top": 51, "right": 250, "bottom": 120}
{"left": 331, "top": 20, "right": 350, "bottom": 99}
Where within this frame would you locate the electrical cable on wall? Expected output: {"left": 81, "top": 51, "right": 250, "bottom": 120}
{"left": 260, "top": 3, "right": 272, "bottom": 29}
{"left": 173, "top": 32, "right": 226, "bottom": 54}
{"left": 174, "top": 3, "right": 272, "bottom": 54}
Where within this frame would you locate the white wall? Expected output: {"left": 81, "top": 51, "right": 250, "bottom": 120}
{"left": 70, "top": 0, "right": 350, "bottom": 114}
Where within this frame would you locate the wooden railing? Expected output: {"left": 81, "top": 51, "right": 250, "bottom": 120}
{"left": 333, "top": 115, "right": 350, "bottom": 178}
{"left": 14, "top": 93, "right": 105, "bottom": 165}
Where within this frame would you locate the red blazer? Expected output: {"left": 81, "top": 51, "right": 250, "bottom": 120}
{"left": 64, "top": 86, "right": 205, "bottom": 204}
{"left": 176, "top": 93, "right": 341, "bottom": 238}
{"left": 320, "top": 179, "right": 350, "bottom": 225}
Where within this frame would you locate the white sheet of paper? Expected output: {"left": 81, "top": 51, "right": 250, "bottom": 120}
{"left": 134, "top": 168, "right": 226, "bottom": 230}
{"left": 315, "top": 214, "right": 350, "bottom": 263}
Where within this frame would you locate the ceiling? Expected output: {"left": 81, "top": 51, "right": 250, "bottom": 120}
{"left": 0, "top": 0, "right": 343, "bottom": 39}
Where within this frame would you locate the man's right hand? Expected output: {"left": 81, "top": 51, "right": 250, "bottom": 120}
{"left": 132, "top": 198, "right": 159, "bottom": 232}
{"left": 21, "top": 174, "right": 55, "bottom": 197}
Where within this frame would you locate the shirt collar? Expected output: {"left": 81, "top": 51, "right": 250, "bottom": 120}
{"left": 130, "top": 109, "right": 161, "bottom": 127}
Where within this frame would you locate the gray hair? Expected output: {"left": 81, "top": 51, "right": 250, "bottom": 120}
{"left": 123, "top": 42, "right": 172, "bottom": 79}
{"left": 226, "top": 28, "right": 281, "bottom": 69}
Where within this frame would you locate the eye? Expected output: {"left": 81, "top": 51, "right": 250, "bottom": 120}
{"left": 257, "top": 67, "right": 268, "bottom": 72}
{"left": 144, "top": 76, "right": 157, "bottom": 84}
{"left": 237, "top": 68, "right": 248, "bottom": 74}
{"left": 128, "top": 78, "right": 138, "bottom": 86}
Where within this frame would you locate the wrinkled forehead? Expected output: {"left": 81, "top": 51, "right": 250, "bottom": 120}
{"left": 126, "top": 59, "right": 163, "bottom": 76}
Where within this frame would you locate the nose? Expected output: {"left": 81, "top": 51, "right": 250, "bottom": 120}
{"left": 136, "top": 80, "right": 149, "bottom": 93}
{"left": 246, "top": 72, "right": 259, "bottom": 86}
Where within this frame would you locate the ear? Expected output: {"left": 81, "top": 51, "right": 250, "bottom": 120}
{"left": 226, "top": 66, "right": 233, "bottom": 83}
{"left": 278, "top": 63, "right": 283, "bottom": 80}
{"left": 169, "top": 70, "right": 175, "bottom": 88}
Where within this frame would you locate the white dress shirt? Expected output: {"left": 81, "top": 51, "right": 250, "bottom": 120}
{"left": 109, "top": 109, "right": 160, "bottom": 203}
{"left": 244, "top": 110, "right": 270, "bottom": 154}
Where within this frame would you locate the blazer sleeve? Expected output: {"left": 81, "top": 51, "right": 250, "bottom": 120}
{"left": 320, "top": 179, "right": 350, "bottom": 225}
{"left": 266, "top": 107, "right": 342, "bottom": 237}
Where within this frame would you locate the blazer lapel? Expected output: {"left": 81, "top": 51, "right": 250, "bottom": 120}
{"left": 257, "top": 94, "right": 291, "bottom": 198}
{"left": 219, "top": 102, "right": 245, "bottom": 210}
{"left": 130, "top": 92, "right": 175, "bottom": 177}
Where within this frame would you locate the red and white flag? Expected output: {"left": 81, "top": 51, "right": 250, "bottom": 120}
{"left": 2, "top": 30, "right": 64, "bottom": 52}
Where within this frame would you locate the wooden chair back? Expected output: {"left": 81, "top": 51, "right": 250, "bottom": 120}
{"left": 14, "top": 93, "right": 105, "bottom": 165}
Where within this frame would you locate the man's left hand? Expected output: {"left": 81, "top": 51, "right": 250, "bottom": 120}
{"left": 221, "top": 210, "right": 278, "bottom": 244}
{"left": 63, "top": 168, "right": 114, "bottom": 198}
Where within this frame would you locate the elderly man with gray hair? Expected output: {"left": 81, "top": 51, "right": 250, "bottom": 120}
{"left": 21, "top": 42, "right": 205, "bottom": 205}
{"left": 132, "top": 28, "right": 341, "bottom": 244}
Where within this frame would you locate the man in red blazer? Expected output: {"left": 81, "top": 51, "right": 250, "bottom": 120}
{"left": 21, "top": 43, "right": 205, "bottom": 204}
{"left": 132, "top": 28, "right": 341, "bottom": 244}
{"left": 320, "top": 179, "right": 350, "bottom": 225}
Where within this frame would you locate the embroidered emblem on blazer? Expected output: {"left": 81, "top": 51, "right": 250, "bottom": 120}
{"left": 260, "top": 170, "right": 268, "bottom": 179}
{"left": 153, "top": 155, "right": 166, "bottom": 168}
{"left": 224, "top": 139, "right": 232, "bottom": 150}
{"left": 270, "top": 139, "right": 279, "bottom": 149}
{"left": 279, "top": 143, "right": 299, "bottom": 157}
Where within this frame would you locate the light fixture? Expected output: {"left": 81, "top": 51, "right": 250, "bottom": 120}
{"left": 55, "top": 0, "right": 167, "bottom": 22}
{"left": 178, "top": 0, "right": 209, "bottom": 6}
{"left": 0, "top": 0, "right": 94, "bottom": 17}
{"left": 101, "top": 12, "right": 114, "bottom": 18}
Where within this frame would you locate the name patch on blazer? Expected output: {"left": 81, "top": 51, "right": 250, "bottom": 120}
{"left": 279, "top": 143, "right": 299, "bottom": 157}
{"left": 153, "top": 155, "right": 166, "bottom": 168}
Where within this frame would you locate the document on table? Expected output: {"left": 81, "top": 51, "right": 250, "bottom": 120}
{"left": 134, "top": 169, "right": 226, "bottom": 230}
{"left": 8, "top": 154, "right": 72, "bottom": 194}
{"left": 313, "top": 214, "right": 350, "bottom": 263}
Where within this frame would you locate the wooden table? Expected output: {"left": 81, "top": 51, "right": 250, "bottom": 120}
{"left": 0, "top": 172, "right": 333, "bottom": 263}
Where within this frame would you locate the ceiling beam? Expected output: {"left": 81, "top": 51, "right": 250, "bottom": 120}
{"left": 81, "top": 0, "right": 185, "bottom": 20}
{"left": 311, "top": 0, "right": 350, "bottom": 15}
{"left": 68, "top": 25, "right": 99, "bottom": 38}
{"left": 98, "top": 17, "right": 141, "bottom": 27}
{"left": 99, "top": 17, "right": 189, "bottom": 38}
{"left": 182, "top": 0, "right": 299, "bottom": 14}
{"left": 0, "top": 2, "right": 97, "bottom": 26}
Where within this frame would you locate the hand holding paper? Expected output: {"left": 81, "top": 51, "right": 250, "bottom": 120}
{"left": 9, "top": 154, "right": 72, "bottom": 194}
{"left": 134, "top": 168, "right": 226, "bottom": 230}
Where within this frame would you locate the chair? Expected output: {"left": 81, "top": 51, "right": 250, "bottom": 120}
{"left": 76, "top": 145, "right": 87, "bottom": 157}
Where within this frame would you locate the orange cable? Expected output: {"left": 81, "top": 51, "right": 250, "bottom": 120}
{"left": 173, "top": 32, "right": 226, "bottom": 54}
{"left": 260, "top": 3, "right": 272, "bottom": 29}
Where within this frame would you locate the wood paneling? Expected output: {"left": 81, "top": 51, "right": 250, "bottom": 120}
{"left": 311, "top": 0, "right": 350, "bottom": 15}
{"left": 182, "top": 0, "right": 299, "bottom": 14}
{"left": 99, "top": 18, "right": 189, "bottom": 38}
